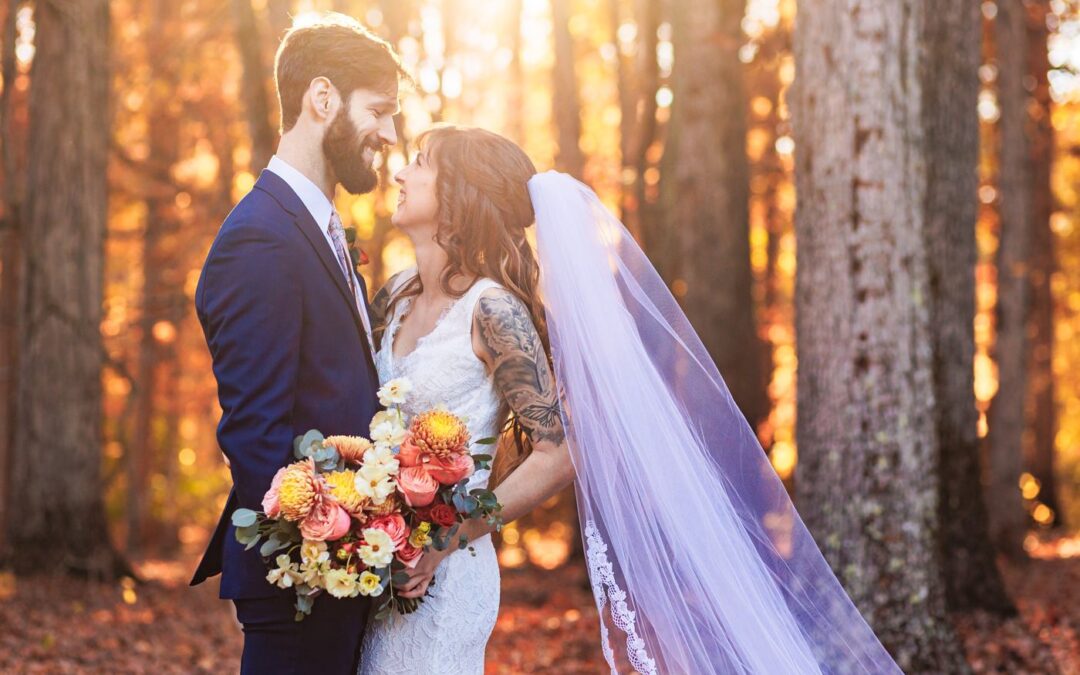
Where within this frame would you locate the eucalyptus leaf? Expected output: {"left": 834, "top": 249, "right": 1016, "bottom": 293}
{"left": 391, "top": 571, "right": 411, "bottom": 586}
{"left": 474, "top": 437, "right": 497, "bottom": 445}
{"left": 295, "top": 594, "right": 314, "bottom": 615}
{"left": 231, "top": 508, "right": 259, "bottom": 528}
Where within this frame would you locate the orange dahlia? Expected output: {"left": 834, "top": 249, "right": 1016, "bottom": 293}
{"left": 409, "top": 409, "right": 470, "bottom": 459}
{"left": 324, "top": 435, "right": 373, "bottom": 464}
{"left": 278, "top": 458, "right": 322, "bottom": 522}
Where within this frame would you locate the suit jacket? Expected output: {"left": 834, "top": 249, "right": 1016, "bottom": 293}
{"left": 191, "top": 170, "right": 380, "bottom": 599}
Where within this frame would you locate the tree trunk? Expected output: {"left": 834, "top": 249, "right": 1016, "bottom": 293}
{"left": 1025, "top": 0, "right": 1060, "bottom": 526}
{"left": 0, "top": 0, "right": 22, "bottom": 555}
{"left": 792, "top": 0, "right": 969, "bottom": 670}
{"left": 232, "top": 0, "right": 278, "bottom": 172}
{"left": 507, "top": 0, "right": 525, "bottom": 146}
{"left": 987, "top": 0, "right": 1034, "bottom": 559}
{"left": 666, "top": 0, "right": 769, "bottom": 432}
{"left": 266, "top": 0, "right": 294, "bottom": 46}
{"left": 127, "top": 0, "right": 184, "bottom": 556}
{"left": 924, "top": 1, "right": 1015, "bottom": 613}
{"left": 550, "top": 0, "right": 585, "bottom": 179}
{"left": 9, "top": 0, "right": 126, "bottom": 577}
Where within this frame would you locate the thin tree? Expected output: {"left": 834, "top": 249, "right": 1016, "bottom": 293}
{"left": 550, "top": 0, "right": 585, "bottom": 178}
{"left": 128, "top": 0, "right": 185, "bottom": 556}
{"left": 664, "top": 0, "right": 769, "bottom": 431}
{"left": 792, "top": 0, "right": 970, "bottom": 669}
{"left": 925, "top": 1, "right": 1015, "bottom": 613}
{"left": 232, "top": 0, "right": 277, "bottom": 172}
{"left": 9, "top": 0, "right": 126, "bottom": 577}
{"left": 1025, "top": 0, "right": 1060, "bottom": 525}
{"left": 988, "top": 0, "right": 1035, "bottom": 559}
{"left": 0, "top": 0, "right": 25, "bottom": 553}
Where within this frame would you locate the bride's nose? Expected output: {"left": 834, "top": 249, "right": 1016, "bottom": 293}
{"left": 394, "top": 169, "right": 406, "bottom": 186}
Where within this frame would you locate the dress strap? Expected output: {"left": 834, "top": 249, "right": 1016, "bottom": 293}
{"left": 456, "top": 277, "right": 503, "bottom": 330}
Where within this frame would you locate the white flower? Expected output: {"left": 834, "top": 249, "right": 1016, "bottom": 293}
{"left": 266, "top": 554, "right": 302, "bottom": 589}
{"left": 363, "top": 443, "right": 399, "bottom": 474}
{"left": 299, "top": 558, "right": 328, "bottom": 586}
{"left": 357, "top": 570, "right": 383, "bottom": 597}
{"left": 323, "top": 568, "right": 360, "bottom": 598}
{"left": 377, "top": 378, "right": 413, "bottom": 407}
{"left": 300, "top": 540, "right": 329, "bottom": 565}
{"left": 358, "top": 527, "right": 396, "bottom": 567}
{"left": 370, "top": 417, "right": 406, "bottom": 448}
{"left": 354, "top": 462, "right": 396, "bottom": 505}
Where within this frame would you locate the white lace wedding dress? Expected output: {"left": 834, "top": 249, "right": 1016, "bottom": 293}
{"left": 358, "top": 270, "right": 504, "bottom": 675}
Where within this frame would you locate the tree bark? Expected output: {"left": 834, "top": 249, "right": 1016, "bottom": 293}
{"left": 0, "top": 0, "right": 22, "bottom": 554}
{"left": 792, "top": 0, "right": 969, "bottom": 669}
{"left": 987, "top": 0, "right": 1035, "bottom": 559}
{"left": 232, "top": 0, "right": 278, "bottom": 171}
{"left": 10, "top": 0, "right": 126, "bottom": 577}
{"left": 1025, "top": 0, "right": 1060, "bottom": 526}
{"left": 550, "top": 0, "right": 585, "bottom": 179}
{"left": 665, "top": 0, "right": 769, "bottom": 432}
{"left": 924, "top": 1, "right": 1014, "bottom": 613}
{"left": 127, "top": 0, "right": 185, "bottom": 557}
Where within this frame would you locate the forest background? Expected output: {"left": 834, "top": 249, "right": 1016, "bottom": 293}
{"left": 0, "top": 0, "right": 1078, "bottom": 672}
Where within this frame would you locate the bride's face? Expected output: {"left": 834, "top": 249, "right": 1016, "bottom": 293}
{"left": 392, "top": 150, "right": 439, "bottom": 231}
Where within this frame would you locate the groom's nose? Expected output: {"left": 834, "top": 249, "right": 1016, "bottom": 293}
{"left": 378, "top": 116, "right": 398, "bottom": 148}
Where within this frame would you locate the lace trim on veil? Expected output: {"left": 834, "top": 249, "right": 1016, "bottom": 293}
{"left": 585, "top": 520, "right": 658, "bottom": 675}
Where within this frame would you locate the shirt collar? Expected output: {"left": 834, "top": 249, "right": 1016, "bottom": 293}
{"left": 267, "top": 155, "right": 334, "bottom": 234}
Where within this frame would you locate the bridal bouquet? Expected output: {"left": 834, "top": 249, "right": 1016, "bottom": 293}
{"left": 231, "top": 378, "right": 503, "bottom": 621}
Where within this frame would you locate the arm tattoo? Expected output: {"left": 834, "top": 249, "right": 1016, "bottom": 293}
{"left": 475, "top": 291, "right": 566, "bottom": 445}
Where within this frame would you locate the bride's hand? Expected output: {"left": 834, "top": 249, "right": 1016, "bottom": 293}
{"left": 394, "top": 543, "right": 451, "bottom": 599}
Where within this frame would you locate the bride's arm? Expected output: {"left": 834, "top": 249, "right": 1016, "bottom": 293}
{"left": 470, "top": 288, "right": 576, "bottom": 523}
{"left": 395, "top": 287, "right": 576, "bottom": 598}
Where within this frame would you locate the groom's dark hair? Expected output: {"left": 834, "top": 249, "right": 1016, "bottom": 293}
{"left": 274, "top": 12, "right": 407, "bottom": 133}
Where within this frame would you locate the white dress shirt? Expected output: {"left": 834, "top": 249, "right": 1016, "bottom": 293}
{"left": 266, "top": 155, "right": 375, "bottom": 351}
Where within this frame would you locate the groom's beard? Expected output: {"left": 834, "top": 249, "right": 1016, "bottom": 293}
{"left": 324, "top": 107, "right": 381, "bottom": 195}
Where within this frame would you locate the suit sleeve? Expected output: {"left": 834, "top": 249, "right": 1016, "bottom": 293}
{"left": 198, "top": 221, "right": 302, "bottom": 511}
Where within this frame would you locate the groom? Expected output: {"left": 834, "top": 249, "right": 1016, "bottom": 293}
{"left": 191, "top": 14, "right": 404, "bottom": 674}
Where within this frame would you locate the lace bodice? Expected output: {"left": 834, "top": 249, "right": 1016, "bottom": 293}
{"left": 375, "top": 270, "right": 505, "bottom": 490}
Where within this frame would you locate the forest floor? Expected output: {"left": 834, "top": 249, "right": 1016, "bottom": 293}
{"left": 0, "top": 534, "right": 1076, "bottom": 674}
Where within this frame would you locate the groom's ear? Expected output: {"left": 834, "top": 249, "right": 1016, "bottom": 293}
{"left": 305, "top": 76, "right": 340, "bottom": 125}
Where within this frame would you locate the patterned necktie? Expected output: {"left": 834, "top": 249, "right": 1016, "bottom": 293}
{"left": 328, "top": 211, "right": 357, "bottom": 299}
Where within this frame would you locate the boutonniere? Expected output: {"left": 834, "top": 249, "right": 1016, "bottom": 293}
{"left": 344, "top": 226, "right": 371, "bottom": 268}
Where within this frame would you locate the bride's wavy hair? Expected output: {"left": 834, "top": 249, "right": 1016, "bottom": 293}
{"left": 387, "top": 124, "right": 545, "bottom": 488}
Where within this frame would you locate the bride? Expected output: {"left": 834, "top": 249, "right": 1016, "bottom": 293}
{"left": 358, "top": 125, "right": 901, "bottom": 674}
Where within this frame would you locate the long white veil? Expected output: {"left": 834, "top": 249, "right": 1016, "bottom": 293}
{"left": 528, "top": 171, "right": 902, "bottom": 674}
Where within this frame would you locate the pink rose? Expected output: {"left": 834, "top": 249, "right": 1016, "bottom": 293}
{"left": 262, "top": 466, "right": 287, "bottom": 518}
{"left": 395, "top": 542, "right": 424, "bottom": 569}
{"left": 426, "top": 452, "right": 474, "bottom": 485}
{"left": 369, "top": 514, "right": 410, "bottom": 550}
{"left": 299, "top": 498, "right": 352, "bottom": 541}
{"left": 396, "top": 466, "right": 439, "bottom": 508}
{"left": 397, "top": 434, "right": 424, "bottom": 468}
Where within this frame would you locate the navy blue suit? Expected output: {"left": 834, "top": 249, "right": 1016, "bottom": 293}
{"left": 192, "top": 170, "right": 380, "bottom": 674}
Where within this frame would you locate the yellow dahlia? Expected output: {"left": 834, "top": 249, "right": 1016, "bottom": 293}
{"left": 409, "top": 409, "right": 470, "bottom": 459}
{"left": 278, "top": 458, "right": 322, "bottom": 522}
{"left": 324, "top": 435, "right": 373, "bottom": 464}
{"left": 325, "top": 469, "right": 368, "bottom": 516}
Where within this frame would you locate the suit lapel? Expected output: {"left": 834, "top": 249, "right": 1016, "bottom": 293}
{"left": 253, "top": 170, "right": 376, "bottom": 372}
